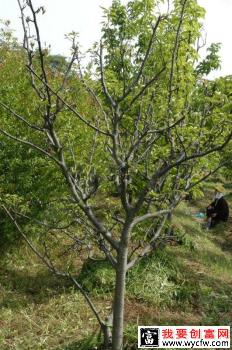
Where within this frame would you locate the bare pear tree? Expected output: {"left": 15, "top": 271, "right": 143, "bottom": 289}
{"left": 0, "top": 1, "right": 232, "bottom": 349}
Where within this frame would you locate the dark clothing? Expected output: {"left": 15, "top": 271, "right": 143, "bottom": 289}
{"left": 206, "top": 196, "right": 229, "bottom": 228}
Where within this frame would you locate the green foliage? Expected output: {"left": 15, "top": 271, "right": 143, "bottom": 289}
{"left": 0, "top": 23, "right": 107, "bottom": 245}
{"left": 78, "top": 259, "right": 115, "bottom": 294}
{"left": 196, "top": 43, "right": 221, "bottom": 76}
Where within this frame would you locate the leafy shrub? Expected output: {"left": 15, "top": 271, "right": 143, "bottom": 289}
{"left": 78, "top": 259, "right": 115, "bottom": 294}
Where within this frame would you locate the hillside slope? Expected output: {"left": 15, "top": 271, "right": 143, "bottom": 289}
{"left": 0, "top": 184, "right": 231, "bottom": 349}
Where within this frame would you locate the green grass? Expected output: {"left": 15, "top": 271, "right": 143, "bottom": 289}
{"left": 0, "top": 183, "right": 232, "bottom": 349}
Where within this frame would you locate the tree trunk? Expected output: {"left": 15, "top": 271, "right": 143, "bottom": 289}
{"left": 101, "top": 323, "right": 112, "bottom": 350}
{"left": 101, "top": 313, "right": 113, "bottom": 350}
{"left": 111, "top": 244, "right": 128, "bottom": 350}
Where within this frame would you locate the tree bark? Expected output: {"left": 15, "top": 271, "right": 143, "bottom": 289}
{"left": 111, "top": 243, "right": 128, "bottom": 350}
{"left": 102, "top": 323, "right": 112, "bottom": 350}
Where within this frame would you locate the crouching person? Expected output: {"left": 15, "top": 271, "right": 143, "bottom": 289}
{"left": 206, "top": 185, "right": 229, "bottom": 229}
